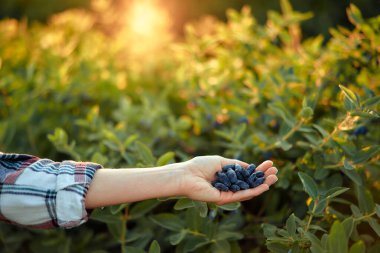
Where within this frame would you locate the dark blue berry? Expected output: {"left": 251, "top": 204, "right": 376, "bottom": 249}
{"left": 226, "top": 170, "right": 238, "bottom": 184}
{"left": 230, "top": 184, "right": 240, "bottom": 192}
{"left": 235, "top": 164, "right": 249, "bottom": 178}
{"left": 353, "top": 126, "right": 368, "bottom": 136}
{"left": 214, "top": 182, "right": 229, "bottom": 192}
{"left": 247, "top": 173, "right": 257, "bottom": 188}
{"left": 253, "top": 177, "right": 265, "bottom": 187}
{"left": 235, "top": 170, "right": 244, "bottom": 180}
{"left": 222, "top": 164, "right": 235, "bottom": 172}
{"left": 236, "top": 180, "right": 249, "bottom": 190}
{"left": 213, "top": 163, "right": 266, "bottom": 192}
{"left": 238, "top": 116, "right": 249, "bottom": 124}
{"left": 255, "top": 171, "right": 265, "bottom": 178}
{"left": 246, "top": 164, "right": 256, "bottom": 175}
{"left": 216, "top": 171, "right": 231, "bottom": 187}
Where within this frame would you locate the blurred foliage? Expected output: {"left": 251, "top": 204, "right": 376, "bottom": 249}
{"left": 1, "top": 0, "right": 380, "bottom": 252}
{"left": 1, "top": 0, "right": 380, "bottom": 39}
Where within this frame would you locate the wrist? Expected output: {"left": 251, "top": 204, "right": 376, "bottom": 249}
{"left": 163, "top": 161, "right": 192, "bottom": 197}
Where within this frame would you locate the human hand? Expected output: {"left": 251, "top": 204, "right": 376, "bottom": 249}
{"left": 181, "top": 155, "right": 278, "bottom": 205}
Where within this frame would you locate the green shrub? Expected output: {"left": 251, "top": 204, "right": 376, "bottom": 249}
{"left": 0, "top": 1, "right": 379, "bottom": 252}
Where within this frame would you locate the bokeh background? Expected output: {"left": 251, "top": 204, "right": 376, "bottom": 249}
{"left": 1, "top": 0, "right": 380, "bottom": 38}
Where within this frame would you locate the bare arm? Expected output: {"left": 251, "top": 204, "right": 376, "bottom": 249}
{"left": 84, "top": 155, "right": 278, "bottom": 209}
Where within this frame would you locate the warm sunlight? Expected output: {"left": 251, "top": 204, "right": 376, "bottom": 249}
{"left": 123, "top": 0, "right": 172, "bottom": 55}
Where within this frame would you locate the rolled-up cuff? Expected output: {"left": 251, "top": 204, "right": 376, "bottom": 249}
{"left": 56, "top": 161, "right": 102, "bottom": 228}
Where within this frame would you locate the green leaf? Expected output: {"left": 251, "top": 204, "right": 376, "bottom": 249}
{"left": 150, "top": 213, "right": 184, "bottom": 231}
{"left": 286, "top": 214, "right": 297, "bottom": 238}
{"left": 135, "top": 141, "right": 156, "bottom": 165}
{"left": 325, "top": 187, "right": 350, "bottom": 199}
{"left": 353, "top": 146, "right": 380, "bottom": 164}
{"left": 362, "top": 96, "right": 380, "bottom": 107}
{"left": 218, "top": 202, "right": 241, "bottom": 211}
{"left": 130, "top": 199, "right": 160, "bottom": 220}
{"left": 266, "top": 242, "right": 289, "bottom": 253}
{"left": 156, "top": 151, "right": 175, "bottom": 166}
{"left": 148, "top": 240, "right": 160, "bottom": 253}
{"left": 313, "top": 124, "right": 329, "bottom": 138}
{"left": 305, "top": 232, "right": 324, "bottom": 253}
{"left": 215, "top": 230, "right": 244, "bottom": 241}
{"left": 376, "top": 204, "right": 380, "bottom": 218}
{"left": 276, "top": 140, "right": 292, "bottom": 151}
{"left": 350, "top": 204, "right": 362, "bottom": 217}
{"left": 342, "top": 217, "right": 354, "bottom": 238}
{"left": 356, "top": 185, "right": 375, "bottom": 214}
{"left": 110, "top": 203, "right": 128, "bottom": 215}
{"left": 234, "top": 123, "right": 246, "bottom": 140}
{"left": 174, "top": 198, "right": 194, "bottom": 210}
{"left": 349, "top": 240, "right": 365, "bottom": 253}
{"left": 183, "top": 237, "right": 209, "bottom": 252}
{"left": 124, "top": 134, "right": 139, "bottom": 149}
{"left": 339, "top": 85, "right": 359, "bottom": 108}
{"left": 280, "top": 0, "right": 293, "bottom": 15}
{"left": 314, "top": 198, "right": 327, "bottom": 215}
{"left": 194, "top": 201, "right": 208, "bottom": 218}
{"left": 124, "top": 247, "right": 146, "bottom": 253}
{"left": 341, "top": 168, "right": 362, "bottom": 186}
{"left": 347, "top": 4, "right": 364, "bottom": 25}
{"left": 328, "top": 220, "right": 348, "bottom": 253}
{"left": 90, "top": 208, "right": 122, "bottom": 224}
{"left": 298, "top": 172, "right": 319, "bottom": 200}
{"left": 343, "top": 159, "right": 354, "bottom": 170}
{"left": 169, "top": 230, "right": 187, "bottom": 245}
{"left": 368, "top": 218, "right": 380, "bottom": 237}
{"left": 211, "top": 240, "right": 231, "bottom": 253}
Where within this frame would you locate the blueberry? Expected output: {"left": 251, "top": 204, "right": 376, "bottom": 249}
{"left": 235, "top": 170, "right": 244, "bottom": 180}
{"left": 226, "top": 169, "right": 238, "bottom": 184}
{"left": 255, "top": 171, "right": 265, "bottom": 178}
{"left": 247, "top": 173, "right": 257, "bottom": 188}
{"left": 238, "top": 116, "right": 249, "bottom": 124}
{"left": 216, "top": 171, "right": 231, "bottom": 187}
{"left": 253, "top": 177, "right": 265, "bottom": 187}
{"left": 235, "top": 164, "right": 249, "bottom": 178}
{"left": 214, "top": 182, "right": 229, "bottom": 192}
{"left": 230, "top": 184, "right": 240, "bottom": 192}
{"left": 222, "top": 164, "right": 235, "bottom": 172}
{"left": 246, "top": 164, "right": 256, "bottom": 175}
{"left": 353, "top": 126, "right": 368, "bottom": 136}
{"left": 236, "top": 180, "right": 249, "bottom": 190}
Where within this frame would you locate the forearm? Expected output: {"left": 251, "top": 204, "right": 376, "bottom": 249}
{"left": 84, "top": 162, "right": 188, "bottom": 209}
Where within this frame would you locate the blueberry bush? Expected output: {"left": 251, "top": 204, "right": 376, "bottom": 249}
{"left": 0, "top": 1, "right": 379, "bottom": 252}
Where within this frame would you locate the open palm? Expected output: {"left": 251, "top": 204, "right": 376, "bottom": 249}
{"left": 182, "top": 155, "right": 278, "bottom": 205}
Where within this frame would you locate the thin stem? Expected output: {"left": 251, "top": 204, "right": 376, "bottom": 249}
{"left": 354, "top": 211, "right": 376, "bottom": 222}
{"left": 186, "top": 229, "right": 207, "bottom": 237}
{"left": 304, "top": 198, "right": 318, "bottom": 233}
{"left": 120, "top": 207, "right": 129, "bottom": 253}
{"left": 263, "top": 119, "right": 305, "bottom": 151}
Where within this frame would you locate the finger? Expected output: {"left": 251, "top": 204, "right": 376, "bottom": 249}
{"left": 216, "top": 184, "right": 270, "bottom": 205}
{"left": 264, "top": 167, "right": 278, "bottom": 177}
{"left": 264, "top": 174, "right": 278, "bottom": 187}
{"left": 256, "top": 160, "right": 273, "bottom": 172}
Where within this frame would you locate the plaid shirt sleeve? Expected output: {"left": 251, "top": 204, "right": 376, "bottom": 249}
{"left": 0, "top": 152, "right": 102, "bottom": 229}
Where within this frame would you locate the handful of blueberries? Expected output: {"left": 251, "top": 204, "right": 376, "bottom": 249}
{"left": 211, "top": 163, "right": 265, "bottom": 192}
